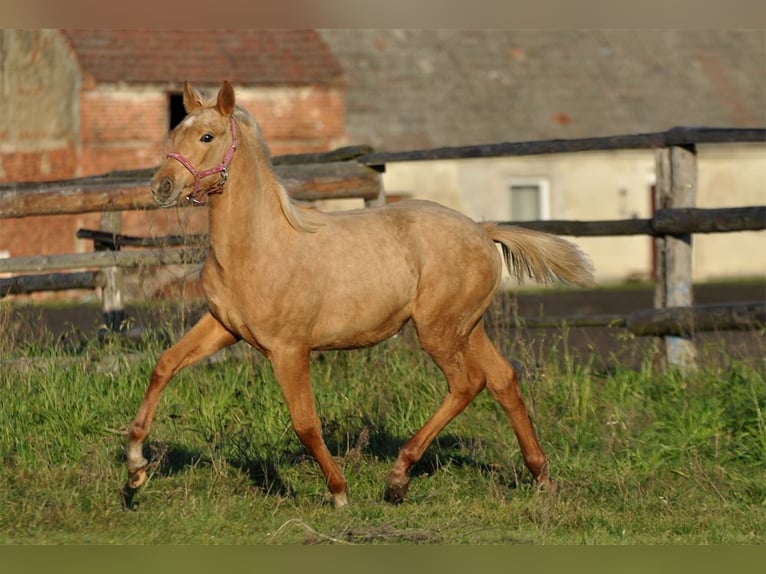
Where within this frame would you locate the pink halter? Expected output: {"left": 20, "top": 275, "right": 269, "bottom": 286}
{"left": 166, "top": 116, "right": 239, "bottom": 205}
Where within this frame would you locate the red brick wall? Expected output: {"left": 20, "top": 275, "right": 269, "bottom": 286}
{"left": 75, "top": 85, "right": 347, "bottom": 176}
{"left": 1, "top": 144, "right": 84, "bottom": 262}
{"left": 72, "top": 85, "right": 347, "bottom": 174}
{"left": 0, "top": 213, "right": 102, "bottom": 258}
{"left": 241, "top": 87, "right": 346, "bottom": 154}
{"left": 79, "top": 89, "right": 168, "bottom": 175}
{"left": 0, "top": 145, "right": 79, "bottom": 183}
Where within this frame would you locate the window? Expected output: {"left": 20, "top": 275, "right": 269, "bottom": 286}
{"left": 168, "top": 93, "right": 186, "bottom": 130}
{"left": 509, "top": 178, "right": 550, "bottom": 221}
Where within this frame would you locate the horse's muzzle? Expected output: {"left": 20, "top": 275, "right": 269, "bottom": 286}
{"left": 151, "top": 177, "right": 178, "bottom": 207}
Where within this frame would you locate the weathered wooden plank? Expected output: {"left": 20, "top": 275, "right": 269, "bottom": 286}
{"left": 358, "top": 127, "right": 766, "bottom": 165}
{"left": 504, "top": 218, "right": 654, "bottom": 237}
{"left": 493, "top": 206, "right": 766, "bottom": 237}
{"left": 276, "top": 162, "right": 383, "bottom": 202}
{"left": 652, "top": 206, "right": 766, "bottom": 234}
{"left": 272, "top": 145, "right": 374, "bottom": 165}
{"left": 0, "top": 183, "right": 152, "bottom": 218}
{"left": 664, "top": 126, "right": 766, "bottom": 146}
{"left": 504, "top": 301, "right": 766, "bottom": 335}
{"left": 0, "top": 271, "right": 104, "bottom": 297}
{"left": 360, "top": 133, "right": 668, "bottom": 165}
{"left": 626, "top": 301, "right": 766, "bottom": 336}
{"left": 98, "top": 211, "right": 125, "bottom": 331}
{"left": 0, "top": 248, "right": 207, "bottom": 274}
{"left": 76, "top": 229, "right": 207, "bottom": 249}
{"left": 0, "top": 161, "right": 383, "bottom": 218}
{"left": 654, "top": 145, "right": 698, "bottom": 369}
{"left": 512, "top": 313, "right": 628, "bottom": 329}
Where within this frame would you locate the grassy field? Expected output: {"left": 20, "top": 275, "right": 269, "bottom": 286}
{"left": 1, "top": 299, "right": 764, "bottom": 544}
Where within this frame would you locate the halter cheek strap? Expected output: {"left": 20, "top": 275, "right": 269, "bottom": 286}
{"left": 166, "top": 116, "right": 239, "bottom": 205}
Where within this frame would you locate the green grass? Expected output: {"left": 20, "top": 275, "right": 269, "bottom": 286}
{"left": 1, "top": 305, "right": 764, "bottom": 544}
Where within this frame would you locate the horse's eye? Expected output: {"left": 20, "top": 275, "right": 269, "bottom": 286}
{"left": 200, "top": 133, "right": 214, "bottom": 143}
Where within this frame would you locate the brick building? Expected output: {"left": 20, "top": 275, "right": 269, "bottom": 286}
{"left": 1, "top": 29, "right": 346, "bottom": 271}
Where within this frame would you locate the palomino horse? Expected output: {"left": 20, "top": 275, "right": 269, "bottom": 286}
{"left": 127, "top": 81, "right": 594, "bottom": 508}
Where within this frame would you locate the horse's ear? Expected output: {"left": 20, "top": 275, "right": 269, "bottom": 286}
{"left": 216, "top": 81, "right": 236, "bottom": 117}
{"left": 183, "top": 81, "right": 204, "bottom": 113}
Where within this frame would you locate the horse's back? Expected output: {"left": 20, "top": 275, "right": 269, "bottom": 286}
{"left": 331, "top": 199, "right": 494, "bottom": 247}
{"left": 322, "top": 198, "right": 501, "bottom": 276}
{"left": 334, "top": 198, "right": 503, "bottom": 306}
{"left": 380, "top": 199, "right": 500, "bottom": 273}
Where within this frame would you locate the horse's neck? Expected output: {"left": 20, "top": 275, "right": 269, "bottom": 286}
{"left": 207, "top": 146, "right": 290, "bottom": 255}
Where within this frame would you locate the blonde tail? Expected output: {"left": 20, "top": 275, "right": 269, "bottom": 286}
{"left": 481, "top": 222, "right": 595, "bottom": 287}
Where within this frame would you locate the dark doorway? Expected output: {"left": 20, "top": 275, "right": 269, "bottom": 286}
{"left": 169, "top": 93, "right": 186, "bottom": 130}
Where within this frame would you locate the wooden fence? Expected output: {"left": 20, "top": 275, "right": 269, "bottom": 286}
{"left": 1, "top": 127, "right": 764, "bottom": 368}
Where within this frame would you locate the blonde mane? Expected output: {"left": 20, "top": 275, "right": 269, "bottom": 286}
{"left": 232, "top": 105, "right": 321, "bottom": 233}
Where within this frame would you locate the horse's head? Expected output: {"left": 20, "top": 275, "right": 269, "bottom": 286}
{"left": 151, "top": 81, "right": 237, "bottom": 207}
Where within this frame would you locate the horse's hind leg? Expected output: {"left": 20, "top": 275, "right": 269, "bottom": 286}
{"left": 469, "top": 326, "right": 553, "bottom": 489}
{"left": 385, "top": 336, "right": 486, "bottom": 503}
{"left": 127, "top": 311, "right": 238, "bottom": 488}
{"left": 270, "top": 347, "right": 349, "bottom": 509}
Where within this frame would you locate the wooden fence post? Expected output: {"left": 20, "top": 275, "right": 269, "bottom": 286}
{"left": 363, "top": 164, "right": 387, "bottom": 207}
{"left": 364, "top": 188, "right": 387, "bottom": 208}
{"left": 654, "top": 145, "right": 698, "bottom": 369}
{"left": 97, "top": 211, "right": 125, "bottom": 335}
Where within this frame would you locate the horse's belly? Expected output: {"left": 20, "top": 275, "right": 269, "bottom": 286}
{"left": 314, "top": 311, "right": 410, "bottom": 350}
{"left": 311, "top": 288, "right": 413, "bottom": 350}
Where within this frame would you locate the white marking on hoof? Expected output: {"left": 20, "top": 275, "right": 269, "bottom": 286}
{"left": 333, "top": 491, "right": 349, "bottom": 509}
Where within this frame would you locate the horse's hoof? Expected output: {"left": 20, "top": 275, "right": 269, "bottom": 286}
{"left": 127, "top": 465, "right": 148, "bottom": 489}
{"left": 332, "top": 490, "right": 349, "bottom": 509}
{"left": 384, "top": 477, "right": 410, "bottom": 504}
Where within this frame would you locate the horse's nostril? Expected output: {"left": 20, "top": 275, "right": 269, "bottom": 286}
{"left": 152, "top": 178, "right": 175, "bottom": 203}
{"left": 158, "top": 178, "right": 173, "bottom": 196}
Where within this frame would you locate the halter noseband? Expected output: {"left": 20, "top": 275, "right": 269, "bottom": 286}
{"left": 166, "top": 116, "right": 239, "bottom": 205}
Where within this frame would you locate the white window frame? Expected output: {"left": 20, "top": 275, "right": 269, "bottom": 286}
{"left": 508, "top": 177, "right": 551, "bottom": 222}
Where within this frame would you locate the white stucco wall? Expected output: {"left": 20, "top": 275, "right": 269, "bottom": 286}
{"left": 694, "top": 144, "right": 766, "bottom": 281}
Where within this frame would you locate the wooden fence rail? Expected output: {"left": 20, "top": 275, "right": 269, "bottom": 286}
{"left": 0, "top": 247, "right": 205, "bottom": 274}
{"left": 0, "top": 271, "right": 105, "bottom": 297}
{"left": 0, "top": 157, "right": 382, "bottom": 218}
{"left": 507, "top": 300, "right": 766, "bottom": 337}
{"left": 1, "top": 127, "right": 764, "bottom": 370}
{"left": 509, "top": 206, "right": 766, "bottom": 237}
{"left": 356, "top": 126, "right": 766, "bottom": 164}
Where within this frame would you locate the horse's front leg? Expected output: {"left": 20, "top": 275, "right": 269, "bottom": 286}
{"left": 126, "top": 312, "right": 238, "bottom": 488}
